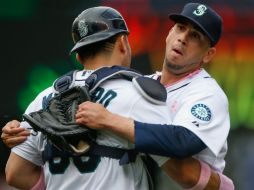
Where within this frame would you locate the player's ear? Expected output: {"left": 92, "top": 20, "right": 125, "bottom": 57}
{"left": 115, "top": 34, "right": 131, "bottom": 67}
{"left": 117, "top": 35, "right": 129, "bottom": 54}
{"left": 203, "top": 47, "right": 216, "bottom": 63}
{"left": 76, "top": 53, "right": 82, "bottom": 63}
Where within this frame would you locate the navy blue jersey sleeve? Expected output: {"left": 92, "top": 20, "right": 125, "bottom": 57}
{"left": 134, "top": 121, "right": 207, "bottom": 158}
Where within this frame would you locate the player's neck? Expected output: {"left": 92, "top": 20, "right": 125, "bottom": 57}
{"left": 160, "top": 66, "right": 201, "bottom": 86}
{"left": 82, "top": 55, "right": 116, "bottom": 70}
{"left": 160, "top": 70, "right": 182, "bottom": 86}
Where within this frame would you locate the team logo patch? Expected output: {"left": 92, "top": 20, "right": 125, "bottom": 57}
{"left": 78, "top": 20, "right": 88, "bottom": 38}
{"left": 193, "top": 5, "right": 207, "bottom": 16}
{"left": 191, "top": 104, "right": 211, "bottom": 121}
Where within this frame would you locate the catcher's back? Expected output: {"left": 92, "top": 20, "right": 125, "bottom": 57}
{"left": 20, "top": 67, "right": 171, "bottom": 190}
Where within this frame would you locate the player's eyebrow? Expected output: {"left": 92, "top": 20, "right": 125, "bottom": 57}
{"left": 192, "top": 26, "right": 205, "bottom": 36}
{"left": 177, "top": 19, "right": 206, "bottom": 36}
{"left": 182, "top": 22, "right": 204, "bottom": 37}
{"left": 175, "top": 19, "right": 211, "bottom": 46}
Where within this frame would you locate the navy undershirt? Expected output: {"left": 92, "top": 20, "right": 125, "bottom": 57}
{"left": 134, "top": 121, "right": 207, "bottom": 158}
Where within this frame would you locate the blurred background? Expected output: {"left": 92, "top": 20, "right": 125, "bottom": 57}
{"left": 0, "top": 0, "right": 253, "bottom": 189}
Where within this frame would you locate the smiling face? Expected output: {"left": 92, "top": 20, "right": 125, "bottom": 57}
{"left": 164, "top": 20, "right": 216, "bottom": 75}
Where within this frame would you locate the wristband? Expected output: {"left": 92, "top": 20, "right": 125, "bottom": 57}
{"left": 185, "top": 161, "right": 211, "bottom": 190}
{"left": 218, "top": 172, "right": 234, "bottom": 190}
{"left": 30, "top": 168, "right": 46, "bottom": 190}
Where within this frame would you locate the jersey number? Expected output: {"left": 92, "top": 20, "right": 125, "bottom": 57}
{"left": 92, "top": 87, "right": 117, "bottom": 107}
{"left": 44, "top": 143, "right": 101, "bottom": 174}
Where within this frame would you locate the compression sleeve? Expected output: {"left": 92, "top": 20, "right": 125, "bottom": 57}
{"left": 134, "top": 121, "right": 207, "bottom": 158}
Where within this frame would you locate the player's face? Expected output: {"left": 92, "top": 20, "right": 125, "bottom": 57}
{"left": 164, "top": 21, "right": 214, "bottom": 75}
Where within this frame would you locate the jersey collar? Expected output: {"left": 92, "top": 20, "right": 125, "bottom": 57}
{"left": 156, "top": 68, "right": 209, "bottom": 91}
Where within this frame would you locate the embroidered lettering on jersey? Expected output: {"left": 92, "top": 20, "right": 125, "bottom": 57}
{"left": 191, "top": 104, "right": 211, "bottom": 121}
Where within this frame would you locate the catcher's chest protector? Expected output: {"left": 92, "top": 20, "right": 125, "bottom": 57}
{"left": 53, "top": 66, "right": 167, "bottom": 105}
{"left": 24, "top": 65, "right": 167, "bottom": 172}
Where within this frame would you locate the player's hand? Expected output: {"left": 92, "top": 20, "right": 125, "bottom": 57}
{"left": 76, "top": 101, "right": 111, "bottom": 130}
{"left": 1, "top": 120, "right": 30, "bottom": 148}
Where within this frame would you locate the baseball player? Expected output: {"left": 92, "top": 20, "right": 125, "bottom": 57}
{"left": 75, "top": 3, "right": 233, "bottom": 189}
{"left": 4, "top": 6, "right": 172, "bottom": 190}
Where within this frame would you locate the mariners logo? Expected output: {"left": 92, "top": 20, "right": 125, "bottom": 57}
{"left": 193, "top": 5, "right": 207, "bottom": 16}
{"left": 78, "top": 20, "right": 88, "bottom": 38}
{"left": 191, "top": 104, "right": 211, "bottom": 121}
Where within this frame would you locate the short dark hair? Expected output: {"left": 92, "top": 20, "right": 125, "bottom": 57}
{"left": 77, "top": 33, "right": 124, "bottom": 60}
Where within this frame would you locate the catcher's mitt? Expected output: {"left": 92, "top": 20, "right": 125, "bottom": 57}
{"left": 23, "top": 86, "right": 96, "bottom": 155}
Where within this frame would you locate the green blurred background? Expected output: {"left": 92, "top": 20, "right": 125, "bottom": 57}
{"left": 0, "top": 0, "right": 253, "bottom": 189}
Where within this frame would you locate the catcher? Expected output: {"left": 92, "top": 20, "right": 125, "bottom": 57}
{"left": 4, "top": 7, "right": 173, "bottom": 190}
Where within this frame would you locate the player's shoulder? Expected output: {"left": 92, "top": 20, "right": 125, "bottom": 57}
{"left": 24, "top": 86, "right": 54, "bottom": 113}
{"left": 34, "top": 86, "right": 55, "bottom": 100}
{"left": 26, "top": 86, "right": 53, "bottom": 105}
{"left": 188, "top": 69, "right": 228, "bottom": 102}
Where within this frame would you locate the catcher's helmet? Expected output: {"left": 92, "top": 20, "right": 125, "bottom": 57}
{"left": 70, "top": 6, "right": 129, "bottom": 53}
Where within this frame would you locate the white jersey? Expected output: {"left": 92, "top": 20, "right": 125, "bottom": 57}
{"left": 12, "top": 70, "right": 170, "bottom": 190}
{"left": 151, "top": 68, "right": 230, "bottom": 172}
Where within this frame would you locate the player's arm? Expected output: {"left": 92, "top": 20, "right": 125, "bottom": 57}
{"left": 162, "top": 158, "right": 233, "bottom": 190}
{"left": 1, "top": 120, "right": 30, "bottom": 148}
{"left": 76, "top": 101, "right": 134, "bottom": 141}
{"left": 76, "top": 101, "right": 205, "bottom": 158}
{"left": 3, "top": 120, "right": 46, "bottom": 190}
{"left": 4, "top": 88, "right": 52, "bottom": 189}
{"left": 1, "top": 89, "right": 48, "bottom": 149}
{"left": 75, "top": 101, "right": 234, "bottom": 189}
{"left": 5, "top": 152, "right": 41, "bottom": 190}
